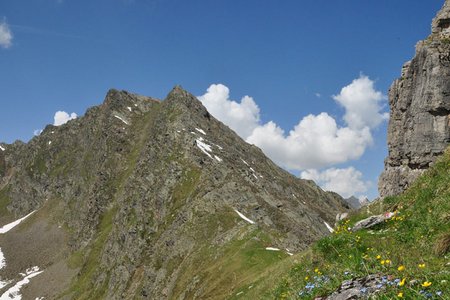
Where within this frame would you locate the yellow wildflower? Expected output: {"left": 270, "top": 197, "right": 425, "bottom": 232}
{"left": 422, "top": 281, "right": 432, "bottom": 288}
{"left": 418, "top": 263, "right": 426, "bottom": 268}
{"left": 385, "top": 259, "right": 391, "bottom": 264}
{"left": 381, "top": 260, "right": 385, "bottom": 265}
{"left": 305, "top": 276, "right": 309, "bottom": 280}
{"left": 376, "top": 255, "right": 381, "bottom": 259}
{"left": 399, "top": 278, "right": 406, "bottom": 287}
{"left": 398, "top": 292, "right": 403, "bottom": 298}
{"left": 398, "top": 265, "right": 405, "bottom": 271}
{"left": 314, "top": 268, "right": 319, "bottom": 273}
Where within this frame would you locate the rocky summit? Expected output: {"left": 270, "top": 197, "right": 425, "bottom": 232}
{"left": 0, "top": 87, "right": 348, "bottom": 299}
{"left": 379, "top": 0, "right": 450, "bottom": 197}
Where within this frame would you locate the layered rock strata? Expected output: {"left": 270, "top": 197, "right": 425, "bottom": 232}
{"left": 379, "top": 0, "right": 450, "bottom": 197}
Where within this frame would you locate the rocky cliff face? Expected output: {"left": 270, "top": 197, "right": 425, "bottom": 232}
{"left": 379, "top": 0, "right": 450, "bottom": 197}
{"left": 0, "top": 87, "right": 348, "bottom": 299}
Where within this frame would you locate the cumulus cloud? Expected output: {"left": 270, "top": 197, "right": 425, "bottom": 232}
{"left": 198, "top": 75, "right": 386, "bottom": 171}
{"left": 54, "top": 111, "right": 77, "bottom": 126}
{"left": 301, "top": 167, "right": 371, "bottom": 198}
{"left": 246, "top": 113, "right": 373, "bottom": 169}
{"left": 333, "top": 75, "right": 389, "bottom": 130}
{"left": 33, "top": 129, "right": 43, "bottom": 136}
{"left": 197, "top": 84, "right": 260, "bottom": 138}
{"left": 0, "top": 19, "right": 13, "bottom": 49}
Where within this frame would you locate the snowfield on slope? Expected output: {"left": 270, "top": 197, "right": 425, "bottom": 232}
{"left": 0, "top": 267, "right": 43, "bottom": 300}
{"left": 0, "top": 211, "right": 36, "bottom": 234}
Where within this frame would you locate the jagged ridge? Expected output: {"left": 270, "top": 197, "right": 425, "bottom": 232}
{"left": 0, "top": 87, "right": 348, "bottom": 299}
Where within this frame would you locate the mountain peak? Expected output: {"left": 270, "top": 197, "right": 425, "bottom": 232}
{"left": 164, "top": 85, "right": 212, "bottom": 120}
{"left": 0, "top": 86, "right": 349, "bottom": 299}
{"left": 165, "top": 85, "right": 196, "bottom": 102}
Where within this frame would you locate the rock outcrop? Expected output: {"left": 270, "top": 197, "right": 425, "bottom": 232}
{"left": 379, "top": 0, "right": 450, "bottom": 197}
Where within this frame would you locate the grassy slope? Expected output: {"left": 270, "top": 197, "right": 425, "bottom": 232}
{"left": 237, "top": 148, "right": 450, "bottom": 300}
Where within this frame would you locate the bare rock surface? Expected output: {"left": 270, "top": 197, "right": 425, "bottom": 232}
{"left": 379, "top": 0, "right": 450, "bottom": 197}
{"left": 0, "top": 87, "right": 349, "bottom": 299}
{"left": 326, "top": 274, "right": 386, "bottom": 300}
{"left": 351, "top": 213, "right": 394, "bottom": 232}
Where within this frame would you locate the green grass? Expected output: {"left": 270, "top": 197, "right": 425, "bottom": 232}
{"left": 66, "top": 205, "right": 118, "bottom": 299}
{"left": 267, "top": 148, "right": 450, "bottom": 299}
{"left": 171, "top": 221, "right": 289, "bottom": 300}
{"left": 171, "top": 166, "right": 200, "bottom": 212}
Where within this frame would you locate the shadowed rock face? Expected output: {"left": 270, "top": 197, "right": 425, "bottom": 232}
{"left": 0, "top": 87, "right": 349, "bottom": 299}
{"left": 379, "top": 0, "right": 450, "bottom": 197}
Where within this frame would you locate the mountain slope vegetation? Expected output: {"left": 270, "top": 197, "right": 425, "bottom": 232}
{"left": 237, "top": 148, "right": 449, "bottom": 299}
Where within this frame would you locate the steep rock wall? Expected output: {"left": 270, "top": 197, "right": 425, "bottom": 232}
{"left": 379, "top": 0, "right": 450, "bottom": 197}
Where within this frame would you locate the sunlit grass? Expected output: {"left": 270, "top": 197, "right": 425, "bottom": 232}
{"left": 271, "top": 148, "right": 450, "bottom": 299}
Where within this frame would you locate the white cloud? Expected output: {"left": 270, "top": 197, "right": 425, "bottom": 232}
{"left": 54, "top": 111, "right": 77, "bottom": 126}
{"left": 0, "top": 19, "right": 13, "bottom": 49}
{"left": 198, "top": 75, "right": 386, "bottom": 171}
{"left": 246, "top": 113, "right": 373, "bottom": 169}
{"left": 314, "top": 93, "right": 321, "bottom": 98}
{"left": 333, "top": 75, "right": 389, "bottom": 130}
{"left": 197, "top": 84, "right": 260, "bottom": 138}
{"left": 301, "top": 167, "right": 371, "bottom": 198}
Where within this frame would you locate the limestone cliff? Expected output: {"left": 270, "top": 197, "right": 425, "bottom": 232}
{"left": 379, "top": 0, "right": 450, "bottom": 197}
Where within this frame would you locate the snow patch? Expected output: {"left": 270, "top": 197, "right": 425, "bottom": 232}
{"left": 127, "top": 106, "right": 132, "bottom": 112}
{"left": 195, "top": 128, "right": 206, "bottom": 135}
{"left": 234, "top": 209, "right": 255, "bottom": 224}
{"left": 0, "top": 211, "right": 36, "bottom": 234}
{"left": 114, "top": 115, "right": 129, "bottom": 125}
{"left": 214, "top": 155, "right": 222, "bottom": 162}
{"left": 286, "top": 252, "right": 294, "bottom": 256}
{"left": 0, "top": 146, "right": 4, "bottom": 151}
{"left": 1, "top": 267, "right": 43, "bottom": 300}
{"left": 195, "top": 139, "right": 213, "bottom": 159}
{"left": 324, "top": 221, "right": 334, "bottom": 233}
{"left": 0, "top": 248, "right": 5, "bottom": 269}
{"left": 241, "top": 159, "right": 249, "bottom": 166}
{"left": 48, "top": 141, "right": 51, "bottom": 145}
{"left": 265, "top": 247, "right": 280, "bottom": 251}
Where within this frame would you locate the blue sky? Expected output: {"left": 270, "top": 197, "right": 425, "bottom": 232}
{"left": 0, "top": 0, "right": 444, "bottom": 200}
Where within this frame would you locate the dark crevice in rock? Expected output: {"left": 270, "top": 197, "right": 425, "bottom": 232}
{"left": 428, "top": 107, "right": 450, "bottom": 116}
{"left": 438, "top": 18, "right": 450, "bottom": 30}
{"left": 408, "top": 162, "right": 430, "bottom": 170}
